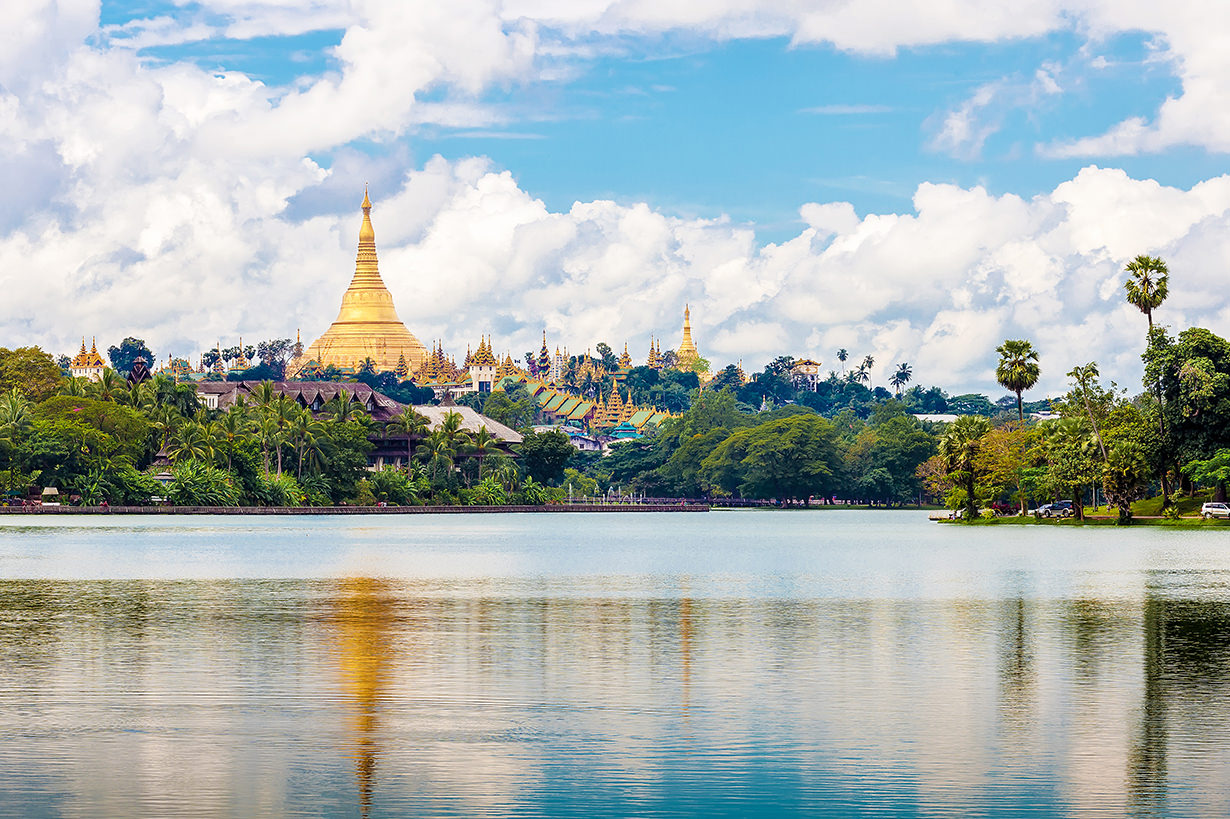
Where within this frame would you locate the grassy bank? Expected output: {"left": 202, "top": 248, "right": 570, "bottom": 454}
{"left": 949, "top": 515, "right": 1230, "bottom": 529}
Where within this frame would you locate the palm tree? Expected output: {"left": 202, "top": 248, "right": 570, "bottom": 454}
{"left": 1125, "top": 253, "right": 1171, "bottom": 476}
{"left": 890, "top": 362, "right": 912, "bottom": 396}
{"left": 938, "top": 415, "right": 992, "bottom": 520}
{"left": 995, "top": 339, "right": 1041, "bottom": 422}
{"left": 290, "top": 412, "right": 326, "bottom": 478}
{"left": 469, "top": 427, "right": 498, "bottom": 481}
{"left": 92, "top": 368, "right": 123, "bottom": 402}
{"left": 862, "top": 355, "right": 875, "bottom": 387}
{"left": 1067, "top": 363, "right": 1108, "bottom": 462}
{"left": 328, "top": 389, "right": 363, "bottom": 423}
{"left": 417, "top": 429, "right": 454, "bottom": 483}
{"left": 62, "top": 376, "right": 90, "bottom": 397}
{"left": 387, "top": 406, "right": 429, "bottom": 470}
{"left": 168, "top": 421, "right": 214, "bottom": 463}
{"left": 1124, "top": 255, "right": 1169, "bottom": 329}
{"left": 853, "top": 364, "right": 869, "bottom": 385}
{"left": 837, "top": 349, "right": 848, "bottom": 374}
{"left": 211, "top": 408, "right": 248, "bottom": 471}
{"left": 0, "top": 389, "right": 31, "bottom": 492}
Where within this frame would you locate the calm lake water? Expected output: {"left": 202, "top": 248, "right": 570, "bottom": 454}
{"left": 1, "top": 511, "right": 1229, "bottom": 818}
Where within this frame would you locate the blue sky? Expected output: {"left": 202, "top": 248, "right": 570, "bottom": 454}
{"left": 5, "top": 1, "right": 1230, "bottom": 392}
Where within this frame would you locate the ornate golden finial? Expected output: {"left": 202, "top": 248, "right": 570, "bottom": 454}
{"left": 362, "top": 184, "right": 371, "bottom": 210}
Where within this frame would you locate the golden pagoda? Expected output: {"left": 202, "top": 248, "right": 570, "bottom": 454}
{"left": 299, "top": 190, "right": 427, "bottom": 374}
{"left": 675, "top": 304, "right": 704, "bottom": 372}
{"left": 618, "top": 343, "right": 633, "bottom": 370}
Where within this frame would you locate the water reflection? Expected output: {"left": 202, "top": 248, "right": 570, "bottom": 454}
{"left": 330, "top": 578, "right": 395, "bottom": 818}
{"left": 1, "top": 579, "right": 1229, "bottom": 816}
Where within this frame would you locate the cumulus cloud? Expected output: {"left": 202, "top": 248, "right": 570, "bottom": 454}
{"left": 5, "top": 0, "right": 1230, "bottom": 400}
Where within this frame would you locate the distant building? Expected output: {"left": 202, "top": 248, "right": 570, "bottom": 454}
{"left": 791, "top": 358, "right": 823, "bottom": 391}
{"left": 69, "top": 338, "right": 106, "bottom": 382}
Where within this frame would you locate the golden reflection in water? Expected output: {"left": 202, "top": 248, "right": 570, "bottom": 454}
{"left": 679, "top": 590, "right": 692, "bottom": 716}
{"left": 330, "top": 577, "right": 397, "bottom": 819}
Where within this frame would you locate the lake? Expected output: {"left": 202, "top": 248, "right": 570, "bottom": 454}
{"left": 1, "top": 511, "right": 1229, "bottom": 817}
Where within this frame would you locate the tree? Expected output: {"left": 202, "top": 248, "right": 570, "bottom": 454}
{"left": 482, "top": 384, "right": 537, "bottom": 430}
{"left": 975, "top": 423, "right": 1040, "bottom": 515}
{"left": 700, "top": 414, "right": 839, "bottom": 504}
{"left": 469, "top": 427, "right": 499, "bottom": 481}
{"left": 107, "top": 338, "right": 155, "bottom": 376}
{"left": 890, "top": 363, "right": 912, "bottom": 396}
{"left": 1066, "top": 363, "right": 1109, "bottom": 462}
{"left": 0, "top": 346, "right": 66, "bottom": 401}
{"left": 1124, "top": 255, "right": 1169, "bottom": 330}
{"left": 938, "top": 415, "right": 992, "bottom": 520}
{"left": 255, "top": 339, "right": 295, "bottom": 379}
{"left": 386, "top": 406, "right": 429, "bottom": 470}
{"left": 518, "top": 429, "right": 573, "bottom": 485}
{"left": 861, "top": 355, "right": 875, "bottom": 387}
{"left": 837, "top": 349, "right": 848, "bottom": 375}
{"left": 995, "top": 339, "right": 1041, "bottom": 422}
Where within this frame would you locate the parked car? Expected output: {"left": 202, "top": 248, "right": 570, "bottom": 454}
{"left": 1035, "top": 500, "right": 1074, "bottom": 518}
{"left": 989, "top": 501, "right": 1017, "bottom": 516}
{"left": 1201, "top": 502, "right": 1230, "bottom": 519}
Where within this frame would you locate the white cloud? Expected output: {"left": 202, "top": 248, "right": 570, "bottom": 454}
{"left": 7, "top": 0, "right": 1230, "bottom": 400}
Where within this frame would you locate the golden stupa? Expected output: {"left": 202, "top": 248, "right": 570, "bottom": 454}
{"left": 675, "top": 304, "right": 706, "bottom": 373}
{"left": 299, "top": 190, "right": 427, "bottom": 374}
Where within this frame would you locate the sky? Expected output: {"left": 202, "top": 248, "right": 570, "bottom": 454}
{"left": 4, "top": 1, "right": 1230, "bottom": 395}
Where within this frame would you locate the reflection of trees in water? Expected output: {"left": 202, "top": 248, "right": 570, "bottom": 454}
{"left": 997, "top": 596, "right": 1035, "bottom": 731}
{"left": 1128, "top": 595, "right": 1230, "bottom": 813}
{"left": 330, "top": 578, "right": 397, "bottom": 819}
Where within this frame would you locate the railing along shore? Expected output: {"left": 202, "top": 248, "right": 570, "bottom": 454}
{"left": 0, "top": 502, "right": 709, "bottom": 515}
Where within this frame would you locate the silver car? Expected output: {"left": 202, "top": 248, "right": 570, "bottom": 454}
{"left": 1201, "top": 502, "right": 1230, "bottom": 519}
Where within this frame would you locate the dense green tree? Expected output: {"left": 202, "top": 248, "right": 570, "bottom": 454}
{"left": 0, "top": 347, "right": 65, "bottom": 401}
{"left": 700, "top": 414, "right": 839, "bottom": 503}
{"left": 482, "top": 384, "right": 537, "bottom": 429}
{"left": 938, "top": 415, "right": 992, "bottom": 519}
{"left": 518, "top": 429, "right": 573, "bottom": 485}
{"left": 106, "top": 338, "right": 155, "bottom": 375}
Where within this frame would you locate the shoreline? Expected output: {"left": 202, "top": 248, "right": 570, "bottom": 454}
{"left": 938, "top": 515, "right": 1230, "bottom": 528}
{"left": 0, "top": 503, "right": 709, "bottom": 516}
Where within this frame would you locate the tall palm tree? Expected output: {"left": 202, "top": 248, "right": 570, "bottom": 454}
{"left": 211, "top": 408, "right": 248, "bottom": 471}
{"left": 837, "top": 349, "right": 848, "bottom": 375}
{"left": 1067, "top": 363, "right": 1108, "bottom": 462}
{"left": 1124, "top": 255, "right": 1169, "bottom": 329}
{"left": 995, "top": 339, "right": 1041, "bottom": 422}
{"left": 890, "top": 362, "right": 912, "bottom": 396}
{"left": 1125, "top": 253, "right": 1171, "bottom": 465}
{"left": 417, "top": 429, "right": 454, "bottom": 483}
{"left": 469, "top": 427, "right": 498, "bottom": 481}
{"left": 387, "top": 406, "right": 429, "bottom": 470}
{"left": 938, "top": 415, "right": 992, "bottom": 520}
{"left": 862, "top": 355, "right": 875, "bottom": 387}
{"left": 290, "top": 412, "right": 326, "bottom": 478}
{"left": 853, "top": 364, "right": 869, "bottom": 385}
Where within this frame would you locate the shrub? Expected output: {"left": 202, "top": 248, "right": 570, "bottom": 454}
{"left": 167, "top": 460, "right": 240, "bottom": 507}
{"left": 249, "top": 471, "right": 305, "bottom": 507}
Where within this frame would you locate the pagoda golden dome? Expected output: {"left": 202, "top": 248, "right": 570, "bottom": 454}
{"left": 298, "top": 190, "right": 427, "bottom": 374}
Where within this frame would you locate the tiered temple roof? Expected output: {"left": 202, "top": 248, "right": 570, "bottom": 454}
{"left": 70, "top": 338, "right": 106, "bottom": 370}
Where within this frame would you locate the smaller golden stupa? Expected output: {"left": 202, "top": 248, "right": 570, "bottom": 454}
{"left": 299, "top": 190, "right": 427, "bottom": 374}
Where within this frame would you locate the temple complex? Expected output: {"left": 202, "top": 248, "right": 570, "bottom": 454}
{"left": 295, "top": 190, "right": 427, "bottom": 375}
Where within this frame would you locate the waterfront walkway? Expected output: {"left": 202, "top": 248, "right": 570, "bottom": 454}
{"left": 0, "top": 503, "right": 709, "bottom": 515}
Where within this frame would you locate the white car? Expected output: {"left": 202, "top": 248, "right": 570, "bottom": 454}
{"left": 1201, "top": 502, "right": 1230, "bottom": 519}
